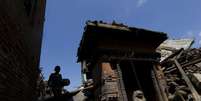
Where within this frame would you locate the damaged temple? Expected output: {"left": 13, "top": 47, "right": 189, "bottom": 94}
{"left": 76, "top": 21, "right": 201, "bottom": 101}
{"left": 1, "top": 1, "right": 200, "bottom": 101}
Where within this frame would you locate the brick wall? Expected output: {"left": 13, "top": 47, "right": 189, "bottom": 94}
{"left": 0, "top": 0, "right": 46, "bottom": 101}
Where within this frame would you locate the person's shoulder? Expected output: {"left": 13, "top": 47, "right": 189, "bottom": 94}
{"left": 58, "top": 74, "right": 62, "bottom": 78}
{"left": 50, "top": 73, "right": 55, "bottom": 76}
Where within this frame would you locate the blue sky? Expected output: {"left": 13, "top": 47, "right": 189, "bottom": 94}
{"left": 40, "top": 0, "right": 201, "bottom": 91}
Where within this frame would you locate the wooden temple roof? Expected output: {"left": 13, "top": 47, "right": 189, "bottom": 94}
{"left": 77, "top": 21, "right": 168, "bottom": 62}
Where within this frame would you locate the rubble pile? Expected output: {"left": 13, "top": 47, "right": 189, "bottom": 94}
{"left": 161, "top": 48, "right": 201, "bottom": 101}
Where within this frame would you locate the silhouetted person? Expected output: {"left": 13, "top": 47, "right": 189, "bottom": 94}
{"left": 48, "top": 66, "right": 63, "bottom": 97}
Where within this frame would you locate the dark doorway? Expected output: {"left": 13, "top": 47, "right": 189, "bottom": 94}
{"left": 119, "top": 61, "right": 157, "bottom": 101}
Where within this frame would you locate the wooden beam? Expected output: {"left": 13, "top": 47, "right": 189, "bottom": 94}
{"left": 174, "top": 59, "right": 201, "bottom": 101}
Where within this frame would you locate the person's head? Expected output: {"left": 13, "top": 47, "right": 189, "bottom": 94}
{"left": 54, "top": 65, "right": 61, "bottom": 73}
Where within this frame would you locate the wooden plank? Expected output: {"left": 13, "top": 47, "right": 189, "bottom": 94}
{"left": 116, "top": 64, "right": 128, "bottom": 101}
{"left": 182, "top": 58, "right": 201, "bottom": 68}
{"left": 174, "top": 59, "right": 201, "bottom": 101}
{"left": 153, "top": 65, "right": 169, "bottom": 101}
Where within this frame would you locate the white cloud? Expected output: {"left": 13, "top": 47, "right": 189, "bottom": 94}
{"left": 199, "top": 31, "right": 201, "bottom": 37}
{"left": 182, "top": 31, "right": 201, "bottom": 47}
{"left": 182, "top": 31, "right": 194, "bottom": 38}
{"left": 137, "top": 0, "right": 147, "bottom": 7}
{"left": 187, "top": 31, "right": 194, "bottom": 37}
{"left": 199, "top": 40, "right": 201, "bottom": 45}
{"left": 198, "top": 31, "right": 201, "bottom": 46}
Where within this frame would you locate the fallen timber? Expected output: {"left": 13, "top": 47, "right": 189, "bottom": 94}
{"left": 161, "top": 48, "right": 201, "bottom": 101}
